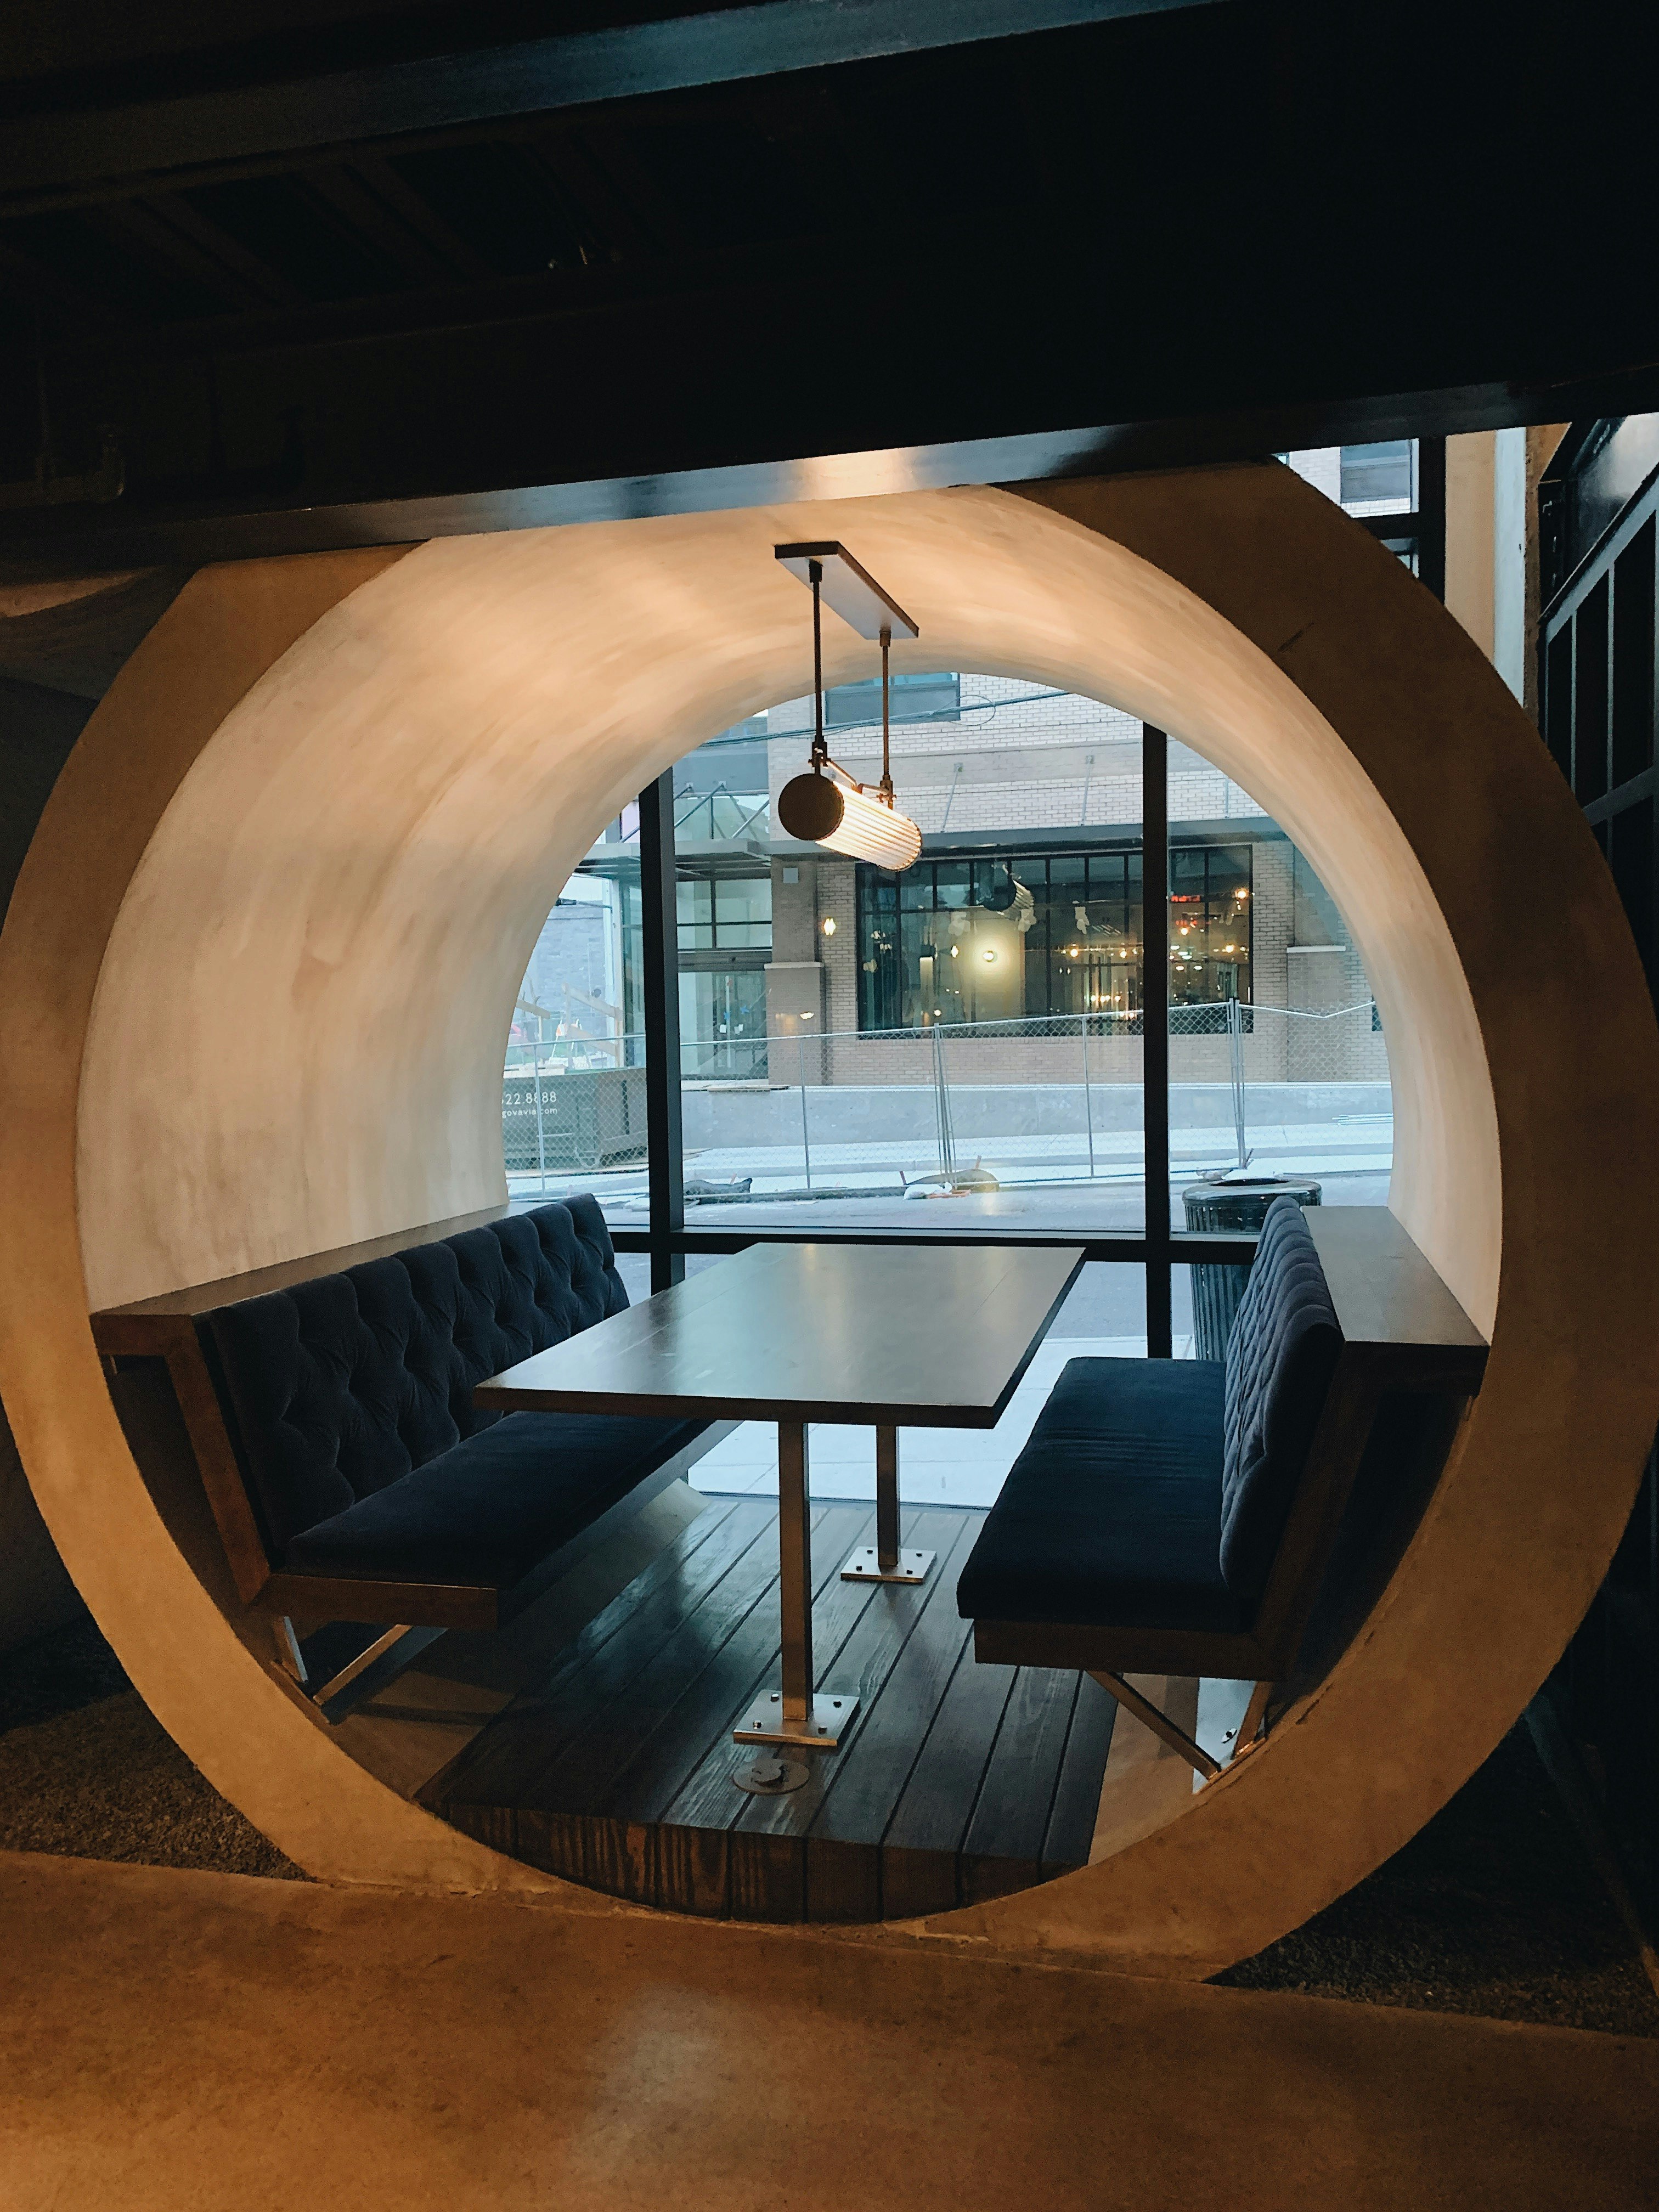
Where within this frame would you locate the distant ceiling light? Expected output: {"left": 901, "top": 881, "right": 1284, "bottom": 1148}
{"left": 774, "top": 543, "right": 923, "bottom": 872}
{"left": 821, "top": 916, "right": 837, "bottom": 936}
{"left": 981, "top": 949, "right": 996, "bottom": 964}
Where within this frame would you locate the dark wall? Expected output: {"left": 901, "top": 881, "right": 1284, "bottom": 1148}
{"left": 1536, "top": 427, "right": 1659, "bottom": 1928}
{"left": 0, "top": 673, "right": 96, "bottom": 1650}
{"left": 1, "top": 673, "right": 93, "bottom": 919}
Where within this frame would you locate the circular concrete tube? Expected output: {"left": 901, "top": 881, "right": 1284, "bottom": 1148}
{"left": 2, "top": 469, "right": 1655, "bottom": 1970}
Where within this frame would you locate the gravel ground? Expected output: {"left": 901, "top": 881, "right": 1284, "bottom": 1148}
{"left": 1215, "top": 1724, "right": 1659, "bottom": 2035}
{"left": 4, "top": 1618, "right": 1654, "bottom": 2033}
{"left": 0, "top": 1617, "right": 302, "bottom": 1880}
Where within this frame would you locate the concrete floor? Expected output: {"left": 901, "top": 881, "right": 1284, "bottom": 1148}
{"left": 2, "top": 1849, "right": 1655, "bottom": 2211}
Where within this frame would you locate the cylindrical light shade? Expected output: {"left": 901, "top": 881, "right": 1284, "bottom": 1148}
{"left": 777, "top": 772, "right": 922, "bottom": 870}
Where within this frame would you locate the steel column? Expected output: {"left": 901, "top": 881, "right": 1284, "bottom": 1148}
{"left": 637, "top": 769, "right": 685, "bottom": 1294}
{"left": 1142, "top": 724, "right": 1173, "bottom": 1357}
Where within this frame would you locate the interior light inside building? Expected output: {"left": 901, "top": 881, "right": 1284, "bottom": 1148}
{"left": 774, "top": 542, "right": 924, "bottom": 872}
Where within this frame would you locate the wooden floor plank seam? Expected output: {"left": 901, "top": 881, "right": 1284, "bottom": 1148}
{"left": 597, "top": 1503, "right": 879, "bottom": 1826}
{"left": 428, "top": 1498, "right": 794, "bottom": 1809}
{"left": 522, "top": 1509, "right": 825, "bottom": 1819}
{"left": 428, "top": 1503, "right": 1116, "bottom": 1925}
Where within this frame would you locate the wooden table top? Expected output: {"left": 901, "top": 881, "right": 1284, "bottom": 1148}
{"left": 475, "top": 1242, "right": 1087, "bottom": 1427}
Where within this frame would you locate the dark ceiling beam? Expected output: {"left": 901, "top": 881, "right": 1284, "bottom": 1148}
{"left": 136, "top": 192, "right": 314, "bottom": 313}
{"left": 0, "top": 239, "right": 132, "bottom": 336}
{"left": 343, "top": 153, "right": 503, "bottom": 285}
{"left": 90, "top": 199, "right": 294, "bottom": 317}
{"left": 0, "top": 375, "right": 1642, "bottom": 585}
{"left": 572, "top": 120, "right": 698, "bottom": 258}
{"left": 4, "top": 221, "right": 847, "bottom": 363}
{"left": 0, "top": 1, "right": 1221, "bottom": 215}
{"left": 526, "top": 136, "right": 659, "bottom": 266}
{"left": 293, "top": 164, "right": 459, "bottom": 290}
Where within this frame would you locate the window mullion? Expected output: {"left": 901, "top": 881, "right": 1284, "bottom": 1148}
{"left": 1142, "top": 726, "right": 1172, "bottom": 1356}
{"left": 638, "top": 771, "right": 686, "bottom": 1292}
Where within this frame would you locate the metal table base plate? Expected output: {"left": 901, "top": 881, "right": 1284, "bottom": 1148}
{"left": 733, "top": 1691, "right": 859, "bottom": 1750}
{"left": 840, "top": 1545, "right": 935, "bottom": 1585}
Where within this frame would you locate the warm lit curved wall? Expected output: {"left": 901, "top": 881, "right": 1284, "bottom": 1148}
{"left": 3, "top": 470, "right": 1655, "bottom": 1970}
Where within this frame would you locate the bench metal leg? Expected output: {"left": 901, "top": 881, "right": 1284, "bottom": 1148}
{"left": 735, "top": 1420, "right": 858, "bottom": 1751}
{"left": 842, "top": 1425, "right": 935, "bottom": 1584}
{"left": 270, "top": 1617, "right": 447, "bottom": 1723}
{"left": 272, "top": 1617, "right": 307, "bottom": 1685}
{"left": 1229, "top": 1679, "right": 1274, "bottom": 1762}
{"left": 1090, "top": 1671, "right": 1221, "bottom": 1781}
{"left": 313, "top": 1623, "right": 446, "bottom": 1723}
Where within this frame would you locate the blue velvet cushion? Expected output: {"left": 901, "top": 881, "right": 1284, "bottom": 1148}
{"left": 1219, "top": 1196, "right": 1342, "bottom": 1604}
{"left": 954, "top": 1357, "right": 1244, "bottom": 1633}
{"left": 955, "top": 1199, "right": 1341, "bottom": 1637}
{"left": 202, "top": 1197, "right": 635, "bottom": 1558}
{"left": 284, "top": 1409, "right": 707, "bottom": 1587}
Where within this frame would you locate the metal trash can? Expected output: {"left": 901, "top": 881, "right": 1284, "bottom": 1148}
{"left": 1181, "top": 1177, "right": 1322, "bottom": 1363}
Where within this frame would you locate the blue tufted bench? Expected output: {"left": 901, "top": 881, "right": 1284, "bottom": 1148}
{"left": 183, "top": 1197, "right": 720, "bottom": 1703}
{"left": 957, "top": 1198, "right": 1354, "bottom": 1776}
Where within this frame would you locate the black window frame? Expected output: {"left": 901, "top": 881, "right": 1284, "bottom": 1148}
{"left": 610, "top": 444, "right": 1446, "bottom": 1345}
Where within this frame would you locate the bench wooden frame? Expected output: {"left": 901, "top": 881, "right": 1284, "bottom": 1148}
{"left": 969, "top": 1210, "right": 1489, "bottom": 1774}
{"left": 92, "top": 1204, "right": 732, "bottom": 1681}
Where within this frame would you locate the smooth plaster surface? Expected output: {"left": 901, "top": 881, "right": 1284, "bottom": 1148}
{"left": 2, "top": 1849, "right": 1656, "bottom": 2211}
{"left": 1, "top": 471, "right": 1655, "bottom": 1973}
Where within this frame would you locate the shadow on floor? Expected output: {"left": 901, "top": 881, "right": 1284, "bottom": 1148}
{"left": 4, "top": 1615, "right": 1655, "bottom": 2033}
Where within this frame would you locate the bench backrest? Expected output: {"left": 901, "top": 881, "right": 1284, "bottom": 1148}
{"left": 1221, "top": 1196, "right": 1343, "bottom": 1606}
{"left": 200, "top": 1198, "right": 627, "bottom": 1560}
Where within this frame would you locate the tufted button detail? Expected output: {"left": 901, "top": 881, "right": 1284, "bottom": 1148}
{"left": 1218, "top": 1198, "right": 1342, "bottom": 1602}
{"left": 202, "top": 1198, "right": 631, "bottom": 1556}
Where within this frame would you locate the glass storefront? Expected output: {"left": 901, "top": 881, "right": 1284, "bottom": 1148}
{"left": 857, "top": 844, "right": 1251, "bottom": 1032}
{"left": 507, "top": 686, "right": 1390, "bottom": 1243}
{"left": 677, "top": 873, "right": 772, "bottom": 951}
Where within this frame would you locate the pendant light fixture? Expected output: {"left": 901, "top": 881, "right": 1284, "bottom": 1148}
{"left": 774, "top": 541, "right": 924, "bottom": 872}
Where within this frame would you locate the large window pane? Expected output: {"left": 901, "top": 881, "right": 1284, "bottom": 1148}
{"left": 1282, "top": 439, "right": 1418, "bottom": 518}
{"left": 506, "top": 723, "right": 786, "bottom": 1223}
{"left": 503, "top": 678, "right": 1392, "bottom": 1259}
{"left": 1166, "top": 744, "right": 1392, "bottom": 1234}
{"left": 685, "top": 674, "right": 1146, "bottom": 1234}
{"left": 1280, "top": 441, "right": 1422, "bottom": 574}
{"left": 504, "top": 827, "right": 648, "bottom": 1227}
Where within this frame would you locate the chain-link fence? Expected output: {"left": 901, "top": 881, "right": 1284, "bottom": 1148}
{"left": 504, "top": 1003, "right": 1390, "bottom": 1202}
{"left": 503, "top": 1043, "right": 648, "bottom": 1175}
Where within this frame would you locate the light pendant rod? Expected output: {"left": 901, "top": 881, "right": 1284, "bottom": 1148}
{"left": 880, "top": 624, "right": 893, "bottom": 804}
{"left": 810, "top": 556, "right": 826, "bottom": 770}
{"left": 775, "top": 541, "right": 922, "bottom": 871}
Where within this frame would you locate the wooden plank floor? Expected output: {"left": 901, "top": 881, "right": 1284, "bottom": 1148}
{"left": 420, "top": 1497, "right": 1116, "bottom": 1923}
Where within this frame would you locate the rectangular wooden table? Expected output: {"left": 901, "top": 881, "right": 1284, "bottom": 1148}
{"left": 476, "top": 1242, "right": 1085, "bottom": 1751}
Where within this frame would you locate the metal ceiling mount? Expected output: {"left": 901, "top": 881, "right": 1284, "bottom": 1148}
{"left": 774, "top": 541, "right": 924, "bottom": 871}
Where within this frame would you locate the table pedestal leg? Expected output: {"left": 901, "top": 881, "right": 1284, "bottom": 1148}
{"left": 733, "top": 1420, "right": 858, "bottom": 1751}
{"left": 841, "top": 1425, "right": 935, "bottom": 1584}
{"left": 778, "top": 1418, "right": 812, "bottom": 1721}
